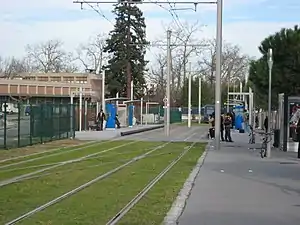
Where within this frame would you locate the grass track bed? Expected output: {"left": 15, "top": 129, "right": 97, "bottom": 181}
{"left": 0, "top": 140, "right": 136, "bottom": 172}
{"left": 0, "top": 139, "right": 90, "bottom": 163}
{"left": 0, "top": 141, "right": 163, "bottom": 224}
{"left": 1, "top": 142, "right": 206, "bottom": 225}
{"left": 0, "top": 141, "right": 158, "bottom": 182}
{"left": 0, "top": 141, "right": 98, "bottom": 167}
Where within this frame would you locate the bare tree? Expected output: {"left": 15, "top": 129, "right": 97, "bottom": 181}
{"left": 25, "top": 39, "right": 77, "bottom": 73}
{"left": 151, "top": 21, "right": 205, "bottom": 104}
{"left": 146, "top": 53, "right": 167, "bottom": 102}
{"left": 0, "top": 56, "right": 30, "bottom": 78}
{"left": 0, "top": 56, "right": 4, "bottom": 76}
{"left": 76, "top": 33, "right": 107, "bottom": 73}
{"left": 198, "top": 39, "right": 250, "bottom": 86}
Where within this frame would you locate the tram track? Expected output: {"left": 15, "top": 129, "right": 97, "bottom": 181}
{"left": 105, "top": 141, "right": 197, "bottom": 225}
{"left": 4, "top": 129, "right": 199, "bottom": 225}
{"left": 6, "top": 148, "right": 185, "bottom": 183}
{"left": 2, "top": 123, "right": 197, "bottom": 170}
{"left": 0, "top": 140, "right": 139, "bottom": 188}
{"left": 0, "top": 125, "right": 185, "bottom": 187}
{"left": 4, "top": 141, "right": 172, "bottom": 225}
{"left": 0, "top": 125, "right": 167, "bottom": 169}
{"left": 0, "top": 141, "right": 97, "bottom": 164}
{"left": 0, "top": 144, "right": 173, "bottom": 174}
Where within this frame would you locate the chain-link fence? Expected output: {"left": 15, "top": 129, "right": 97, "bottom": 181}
{"left": 0, "top": 102, "right": 75, "bottom": 149}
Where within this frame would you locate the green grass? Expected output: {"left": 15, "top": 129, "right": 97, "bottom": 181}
{"left": 0, "top": 141, "right": 101, "bottom": 167}
{"left": 0, "top": 141, "right": 162, "bottom": 224}
{"left": 0, "top": 140, "right": 155, "bottom": 182}
{"left": 0, "top": 140, "right": 134, "bottom": 171}
{"left": 0, "top": 139, "right": 90, "bottom": 162}
{"left": 0, "top": 142, "right": 93, "bottom": 166}
{"left": 0, "top": 141, "right": 206, "bottom": 225}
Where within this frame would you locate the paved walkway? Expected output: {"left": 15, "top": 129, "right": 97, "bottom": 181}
{"left": 179, "top": 132, "right": 300, "bottom": 225}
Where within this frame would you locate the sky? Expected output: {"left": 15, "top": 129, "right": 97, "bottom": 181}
{"left": 0, "top": 0, "right": 299, "bottom": 67}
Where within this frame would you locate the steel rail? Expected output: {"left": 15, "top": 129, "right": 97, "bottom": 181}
{"left": 106, "top": 141, "right": 197, "bottom": 225}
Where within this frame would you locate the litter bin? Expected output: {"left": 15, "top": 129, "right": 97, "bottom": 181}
{"left": 273, "top": 129, "right": 280, "bottom": 148}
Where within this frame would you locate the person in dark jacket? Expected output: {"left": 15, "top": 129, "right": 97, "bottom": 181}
{"left": 115, "top": 114, "right": 121, "bottom": 129}
{"left": 296, "top": 118, "right": 300, "bottom": 158}
{"left": 97, "top": 109, "right": 106, "bottom": 131}
{"left": 220, "top": 113, "right": 225, "bottom": 141}
{"left": 208, "top": 114, "right": 215, "bottom": 139}
{"left": 264, "top": 116, "right": 268, "bottom": 132}
{"left": 224, "top": 113, "right": 233, "bottom": 142}
{"left": 255, "top": 115, "right": 259, "bottom": 128}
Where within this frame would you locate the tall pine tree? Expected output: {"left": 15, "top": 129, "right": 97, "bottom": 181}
{"left": 103, "top": 3, "right": 148, "bottom": 98}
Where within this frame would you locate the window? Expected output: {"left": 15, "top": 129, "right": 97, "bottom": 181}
{"left": 50, "top": 76, "right": 61, "bottom": 82}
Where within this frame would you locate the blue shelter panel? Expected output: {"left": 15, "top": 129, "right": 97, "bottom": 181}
{"left": 233, "top": 105, "right": 244, "bottom": 130}
{"left": 128, "top": 104, "right": 134, "bottom": 127}
{"left": 106, "top": 103, "right": 116, "bottom": 129}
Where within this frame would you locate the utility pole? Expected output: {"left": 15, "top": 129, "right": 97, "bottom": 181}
{"left": 166, "top": 30, "right": 171, "bottom": 136}
{"left": 74, "top": 0, "right": 220, "bottom": 134}
{"left": 102, "top": 70, "right": 106, "bottom": 113}
{"left": 239, "top": 81, "right": 243, "bottom": 101}
{"left": 188, "top": 62, "right": 192, "bottom": 128}
{"left": 227, "top": 76, "right": 230, "bottom": 112}
{"left": 214, "top": 0, "right": 223, "bottom": 150}
{"left": 198, "top": 76, "right": 202, "bottom": 124}
{"left": 126, "top": 3, "right": 132, "bottom": 100}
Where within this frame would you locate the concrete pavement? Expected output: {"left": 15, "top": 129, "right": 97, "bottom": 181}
{"left": 76, "top": 124, "right": 209, "bottom": 142}
{"left": 178, "top": 132, "right": 300, "bottom": 225}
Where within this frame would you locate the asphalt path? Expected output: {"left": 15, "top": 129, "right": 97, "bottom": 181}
{"left": 179, "top": 132, "right": 300, "bottom": 225}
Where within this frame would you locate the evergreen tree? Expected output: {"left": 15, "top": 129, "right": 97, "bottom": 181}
{"left": 103, "top": 4, "right": 148, "bottom": 98}
{"left": 249, "top": 25, "right": 300, "bottom": 108}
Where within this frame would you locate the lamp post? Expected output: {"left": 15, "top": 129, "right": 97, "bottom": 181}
{"left": 188, "top": 62, "right": 192, "bottom": 128}
{"left": 267, "top": 48, "right": 273, "bottom": 158}
{"left": 227, "top": 77, "right": 230, "bottom": 112}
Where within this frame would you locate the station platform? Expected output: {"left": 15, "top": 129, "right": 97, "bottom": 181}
{"left": 178, "top": 131, "right": 300, "bottom": 225}
{"left": 75, "top": 124, "right": 164, "bottom": 141}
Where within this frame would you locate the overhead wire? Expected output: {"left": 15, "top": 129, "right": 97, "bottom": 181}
{"left": 166, "top": 0, "right": 189, "bottom": 33}
{"left": 81, "top": 0, "right": 114, "bottom": 25}
{"left": 78, "top": 1, "right": 196, "bottom": 76}
{"left": 148, "top": 0, "right": 190, "bottom": 35}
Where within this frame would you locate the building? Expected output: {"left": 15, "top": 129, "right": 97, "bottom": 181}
{"left": 0, "top": 72, "right": 104, "bottom": 104}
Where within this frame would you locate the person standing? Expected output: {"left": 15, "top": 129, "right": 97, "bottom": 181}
{"left": 255, "top": 115, "right": 259, "bottom": 128}
{"left": 220, "top": 113, "right": 225, "bottom": 141}
{"left": 264, "top": 116, "right": 268, "bottom": 133}
{"left": 244, "top": 110, "right": 249, "bottom": 133}
{"left": 296, "top": 118, "right": 300, "bottom": 158}
{"left": 208, "top": 114, "right": 215, "bottom": 139}
{"left": 230, "top": 111, "right": 235, "bottom": 128}
{"left": 224, "top": 113, "right": 233, "bottom": 142}
{"left": 97, "top": 109, "right": 106, "bottom": 131}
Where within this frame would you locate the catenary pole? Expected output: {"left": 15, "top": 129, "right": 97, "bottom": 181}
{"left": 214, "top": 0, "right": 223, "bottom": 150}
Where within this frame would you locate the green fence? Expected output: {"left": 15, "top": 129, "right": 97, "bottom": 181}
{"left": 0, "top": 102, "right": 75, "bottom": 149}
{"left": 149, "top": 106, "right": 182, "bottom": 123}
